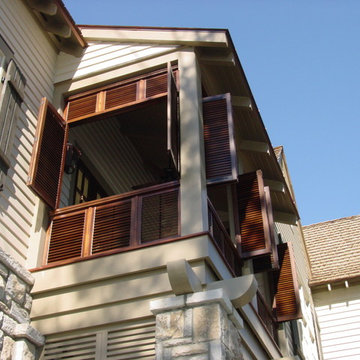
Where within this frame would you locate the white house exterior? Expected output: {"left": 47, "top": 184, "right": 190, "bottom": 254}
{"left": 304, "top": 215, "right": 360, "bottom": 360}
{"left": 0, "top": 1, "right": 321, "bottom": 358}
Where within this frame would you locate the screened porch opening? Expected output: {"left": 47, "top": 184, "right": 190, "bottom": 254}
{"left": 60, "top": 98, "right": 177, "bottom": 208}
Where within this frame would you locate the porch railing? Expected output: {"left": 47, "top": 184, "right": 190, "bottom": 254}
{"left": 207, "top": 200, "right": 242, "bottom": 276}
{"left": 256, "top": 290, "right": 278, "bottom": 342}
{"left": 44, "top": 181, "right": 180, "bottom": 266}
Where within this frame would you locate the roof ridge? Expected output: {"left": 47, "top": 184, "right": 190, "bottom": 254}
{"left": 303, "top": 214, "right": 360, "bottom": 228}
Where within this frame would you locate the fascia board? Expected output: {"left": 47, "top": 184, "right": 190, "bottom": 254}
{"left": 80, "top": 28, "right": 229, "bottom": 48}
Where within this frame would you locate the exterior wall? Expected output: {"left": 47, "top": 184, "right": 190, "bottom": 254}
{"left": 0, "top": 0, "right": 57, "bottom": 265}
{"left": 275, "top": 222, "right": 319, "bottom": 360}
{"left": 313, "top": 283, "right": 360, "bottom": 360}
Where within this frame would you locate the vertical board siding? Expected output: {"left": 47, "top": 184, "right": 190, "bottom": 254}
{"left": 54, "top": 42, "right": 179, "bottom": 84}
{"left": 0, "top": 0, "right": 57, "bottom": 264}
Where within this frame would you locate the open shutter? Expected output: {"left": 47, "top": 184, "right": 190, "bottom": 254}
{"left": 203, "top": 93, "right": 237, "bottom": 184}
{"left": 253, "top": 186, "right": 279, "bottom": 272}
{"left": 167, "top": 63, "right": 179, "bottom": 174}
{"left": 0, "top": 59, "right": 25, "bottom": 173}
{"left": 27, "top": 98, "right": 68, "bottom": 209}
{"left": 237, "top": 170, "right": 272, "bottom": 258}
{"left": 273, "top": 242, "right": 301, "bottom": 322}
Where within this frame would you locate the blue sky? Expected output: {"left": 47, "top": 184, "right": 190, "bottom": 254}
{"left": 63, "top": 0, "right": 360, "bottom": 225}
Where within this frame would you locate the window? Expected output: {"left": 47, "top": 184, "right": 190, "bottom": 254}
{"left": 0, "top": 34, "right": 25, "bottom": 178}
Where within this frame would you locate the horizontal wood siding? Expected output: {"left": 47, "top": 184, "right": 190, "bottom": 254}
{"left": 0, "top": 0, "right": 57, "bottom": 264}
{"left": 54, "top": 42, "right": 178, "bottom": 84}
{"left": 314, "top": 285, "right": 360, "bottom": 360}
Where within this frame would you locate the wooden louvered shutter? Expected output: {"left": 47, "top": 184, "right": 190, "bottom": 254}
{"left": 141, "top": 189, "right": 179, "bottom": 243}
{"left": 0, "top": 59, "right": 25, "bottom": 173}
{"left": 203, "top": 93, "right": 237, "bottom": 184}
{"left": 92, "top": 201, "right": 132, "bottom": 253}
{"left": 66, "top": 93, "right": 97, "bottom": 121}
{"left": 47, "top": 211, "right": 85, "bottom": 264}
{"left": 27, "top": 98, "right": 68, "bottom": 209}
{"left": 237, "top": 170, "right": 272, "bottom": 258}
{"left": 252, "top": 186, "right": 279, "bottom": 272}
{"left": 167, "top": 63, "right": 179, "bottom": 174}
{"left": 273, "top": 242, "right": 301, "bottom": 322}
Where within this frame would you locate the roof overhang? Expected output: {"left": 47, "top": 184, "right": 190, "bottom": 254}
{"left": 25, "top": 0, "right": 87, "bottom": 56}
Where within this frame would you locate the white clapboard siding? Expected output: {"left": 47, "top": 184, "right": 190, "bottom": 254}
{"left": 0, "top": 0, "right": 57, "bottom": 264}
{"left": 54, "top": 41, "right": 178, "bottom": 83}
{"left": 314, "top": 287, "right": 360, "bottom": 360}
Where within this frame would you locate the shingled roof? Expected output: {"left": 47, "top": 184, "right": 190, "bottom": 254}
{"left": 303, "top": 215, "right": 360, "bottom": 286}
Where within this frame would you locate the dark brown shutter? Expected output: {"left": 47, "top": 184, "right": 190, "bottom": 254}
{"left": 141, "top": 189, "right": 179, "bottom": 243}
{"left": 203, "top": 93, "right": 237, "bottom": 184}
{"left": 66, "top": 93, "right": 97, "bottom": 121}
{"left": 27, "top": 98, "right": 68, "bottom": 209}
{"left": 145, "top": 73, "right": 167, "bottom": 98}
{"left": 105, "top": 83, "right": 137, "bottom": 110}
{"left": 92, "top": 201, "right": 132, "bottom": 253}
{"left": 273, "top": 242, "right": 301, "bottom": 322}
{"left": 47, "top": 212, "right": 85, "bottom": 263}
{"left": 167, "top": 63, "right": 179, "bottom": 174}
{"left": 237, "top": 170, "right": 272, "bottom": 258}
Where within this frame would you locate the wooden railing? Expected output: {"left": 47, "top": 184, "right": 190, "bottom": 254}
{"left": 256, "top": 291, "right": 278, "bottom": 342}
{"left": 207, "top": 200, "right": 242, "bottom": 276}
{"left": 44, "top": 181, "right": 180, "bottom": 266}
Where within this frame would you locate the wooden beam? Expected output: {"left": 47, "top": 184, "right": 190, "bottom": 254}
{"left": 200, "top": 53, "right": 235, "bottom": 67}
{"left": 273, "top": 211, "right": 297, "bottom": 225}
{"left": 263, "top": 179, "right": 285, "bottom": 193}
{"left": 239, "top": 140, "right": 269, "bottom": 153}
{"left": 27, "top": 0, "right": 57, "bottom": 15}
{"left": 44, "top": 22, "right": 72, "bottom": 38}
{"left": 232, "top": 96, "right": 252, "bottom": 110}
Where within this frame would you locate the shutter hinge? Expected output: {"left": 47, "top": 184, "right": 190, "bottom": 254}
{"left": 1, "top": 76, "right": 5, "bottom": 83}
{"left": 0, "top": 184, "right": 3, "bottom": 192}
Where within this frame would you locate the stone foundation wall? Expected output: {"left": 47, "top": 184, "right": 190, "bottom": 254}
{"left": 0, "top": 249, "right": 44, "bottom": 359}
{"left": 150, "top": 289, "right": 244, "bottom": 359}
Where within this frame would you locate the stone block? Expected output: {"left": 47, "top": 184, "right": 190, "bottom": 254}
{"left": 10, "top": 302, "right": 29, "bottom": 324}
{"left": 193, "top": 303, "right": 221, "bottom": 342}
{"left": 0, "top": 250, "right": 34, "bottom": 287}
{"left": 1, "top": 316, "right": 16, "bottom": 336}
{"left": 186, "top": 289, "right": 232, "bottom": 314}
{"left": 151, "top": 296, "right": 185, "bottom": 314}
{"left": 156, "top": 310, "right": 185, "bottom": 340}
{"left": 0, "top": 336, "right": 14, "bottom": 360}
{"left": 0, "top": 265, "right": 8, "bottom": 280}
{"left": 12, "top": 339, "right": 35, "bottom": 360}
{"left": 5, "top": 274, "right": 26, "bottom": 305}
{"left": 13, "top": 324, "right": 45, "bottom": 347}
{"left": 23, "top": 294, "right": 32, "bottom": 312}
{"left": 171, "top": 343, "right": 208, "bottom": 357}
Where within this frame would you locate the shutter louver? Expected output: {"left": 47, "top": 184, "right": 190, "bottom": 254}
{"left": 92, "top": 201, "right": 132, "bottom": 253}
{"left": 141, "top": 189, "right": 179, "bottom": 243}
{"left": 105, "top": 82, "right": 137, "bottom": 110}
{"left": 0, "top": 60, "right": 25, "bottom": 172}
{"left": 237, "top": 170, "right": 272, "bottom": 258}
{"left": 44, "top": 333, "right": 97, "bottom": 359}
{"left": 167, "top": 63, "right": 179, "bottom": 174}
{"left": 47, "top": 212, "right": 85, "bottom": 263}
{"left": 273, "top": 242, "right": 301, "bottom": 322}
{"left": 145, "top": 73, "right": 167, "bottom": 98}
{"left": 27, "top": 98, "right": 67, "bottom": 209}
{"left": 67, "top": 93, "right": 97, "bottom": 121}
{"left": 203, "top": 94, "right": 237, "bottom": 183}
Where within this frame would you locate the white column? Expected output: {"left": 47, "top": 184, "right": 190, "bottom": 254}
{"left": 178, "top": 50, "right": 208, "bottom": 235}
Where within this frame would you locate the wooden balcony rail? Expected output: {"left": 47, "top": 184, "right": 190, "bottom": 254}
{"left": 207, "top": 200, "right": 242, "bottom": 276}
{"left": 44, "top": 182, "right": 180, "bottom": 266}
{"left": 256, "top": 290, "right": 278, "bottom": 342}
